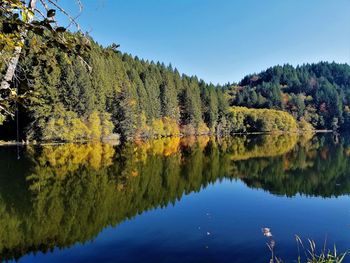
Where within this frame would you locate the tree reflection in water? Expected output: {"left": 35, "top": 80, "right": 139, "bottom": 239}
{"left": 0, "top": 134, "right": 349, "bottom": 261}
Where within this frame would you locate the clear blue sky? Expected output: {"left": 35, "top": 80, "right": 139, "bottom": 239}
{"left": 62, "top": 0, "right": 350, "bottom": 84}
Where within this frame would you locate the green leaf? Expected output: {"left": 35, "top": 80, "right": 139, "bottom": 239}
{"left": 21, "top": 9, "right": 34, "bottom": 22}
{"left": 47, "top": 9, "right": 56, "bottom": 18}
{"left": 55, "top": 27, "right": 66, "bottom": 33}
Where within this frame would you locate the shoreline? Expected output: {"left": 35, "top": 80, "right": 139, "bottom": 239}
{"left": 0, "top": 130, "right": 333, "bottom": 147}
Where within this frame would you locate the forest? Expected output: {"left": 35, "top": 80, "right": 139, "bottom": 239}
{"left": 230, "top": 62, "right": 350, "bottom": 131}
{"left": 1, "top": 32, "right": 231, "bottom": 141}
{"left": 1, "top": 30, "right": 350, "bottom": 141}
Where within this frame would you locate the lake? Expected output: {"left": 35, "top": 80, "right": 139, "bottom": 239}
{"left": 0, "top": 134, "right": 350, "bottom": 262}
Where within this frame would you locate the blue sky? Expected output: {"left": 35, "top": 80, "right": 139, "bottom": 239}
{"left": 62, "top": 0, "right": 350, "bottom": 84}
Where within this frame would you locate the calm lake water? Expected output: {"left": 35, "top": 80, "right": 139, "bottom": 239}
{"left": 1, "top": 134, "right": 350, "bottom": 263}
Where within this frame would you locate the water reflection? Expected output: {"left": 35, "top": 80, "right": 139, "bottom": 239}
{"left": 0, "top": 134, "right": 349, "bottom": 261}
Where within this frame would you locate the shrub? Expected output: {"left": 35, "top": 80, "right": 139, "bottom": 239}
{"left": 42, "top": 109, "right": 114, "bottom": 142}
{"left": 228, "top": 106, "right": 298, "bottom": 133}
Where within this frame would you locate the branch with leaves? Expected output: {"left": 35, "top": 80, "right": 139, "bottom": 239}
{"left": 0, "top": 0, "right": 89, "bottom": 123}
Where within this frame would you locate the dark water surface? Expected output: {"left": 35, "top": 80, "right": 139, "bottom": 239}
{"left": 1, "top": 134, "right": 350, "bottom": 262}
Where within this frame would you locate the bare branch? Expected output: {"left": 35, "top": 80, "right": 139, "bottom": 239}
{"left": 34, "top": 8, "right": 46, "bottom": 19}
{"left": 0, "top": 105, "right": 15, "bottom": 117}
{"left": 47, "top": 0, "right": 81, "bottom": 30}
{"left": 78, "top": 55, "right": 92, "bottom": 72}
{"left": 39, "top": 0, "right": 50, "bottom": 11}
{"left": 29, "top": 0, "right": 38, "bottom": 10}
{"left": 76, "top": 0, "right": 83, "bottom": 12}
{"left": 66, "top": 12, "right": 82, "bottom": 30}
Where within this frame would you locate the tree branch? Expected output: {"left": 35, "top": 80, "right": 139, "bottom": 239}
{"left": 47, "top": 0, "right": 82, "bottom": 30}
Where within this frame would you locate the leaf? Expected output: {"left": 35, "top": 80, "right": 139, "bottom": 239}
{"left": 32, "top": 27, "right": 44, "bottom": 36}
{"left": 55, "top": 27, "right": 66, "bottom": 33}
{"left": 47, "top": 9, "right": 56, "bottom": 18}
{"left": 41, "top": 19, "right": 53, "bottom": 30}
{"left": 21, "top": 9, "right": 34, "bottom": 22}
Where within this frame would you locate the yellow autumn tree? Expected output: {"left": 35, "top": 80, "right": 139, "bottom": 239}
{"left": 151, "top": 118, "right": 165, "bottom": 138}
{"left": 88, "top": 111, "right": 102, "bottom": 141}
{"left": 163, "top": 117, "right": 180, "bottom": 137}
{"left": 197, "top": 122, "right": 210, "bottom": 135}
{"left": 42, "top": 106, "right": 91, "bottom": 142}
{"left": 228, "top": 107, "right": 298, "bottom": 133}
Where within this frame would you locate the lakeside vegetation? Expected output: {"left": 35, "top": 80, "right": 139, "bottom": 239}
{"left": 0, "top": 134, "right": 350, "bottom": 260}
{"left": 228, "top": 106, "right": 298, "bottom": 133}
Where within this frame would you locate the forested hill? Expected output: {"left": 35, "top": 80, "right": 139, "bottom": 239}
{"left": 1, "top": 38, "right": 230, "bottom": 141}
{"left": 229, "top": 62, "right": 350, "bottom": 130}
{"left": 1, "top": 32, "right": 349, "bottom": 141}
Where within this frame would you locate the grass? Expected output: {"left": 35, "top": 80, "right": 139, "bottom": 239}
{"left": 294, "top": 236, "right": 347, "bottom": 263}
{"left": 264, "top": 232, "right": 347, "bottom": 263}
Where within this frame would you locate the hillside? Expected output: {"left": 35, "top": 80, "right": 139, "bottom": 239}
{"left": 229, "top": 62, "right": 350, "bottom": 130}
{"left": 1, "top": 37, "right": 229, "bottom": 141}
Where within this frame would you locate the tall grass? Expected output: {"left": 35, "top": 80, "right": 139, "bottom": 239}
{"left": 263, "top": 228, "right": 347, "bottom": 263}
{"left": 294, "top": 235, "right": 347, "bottom": 263}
